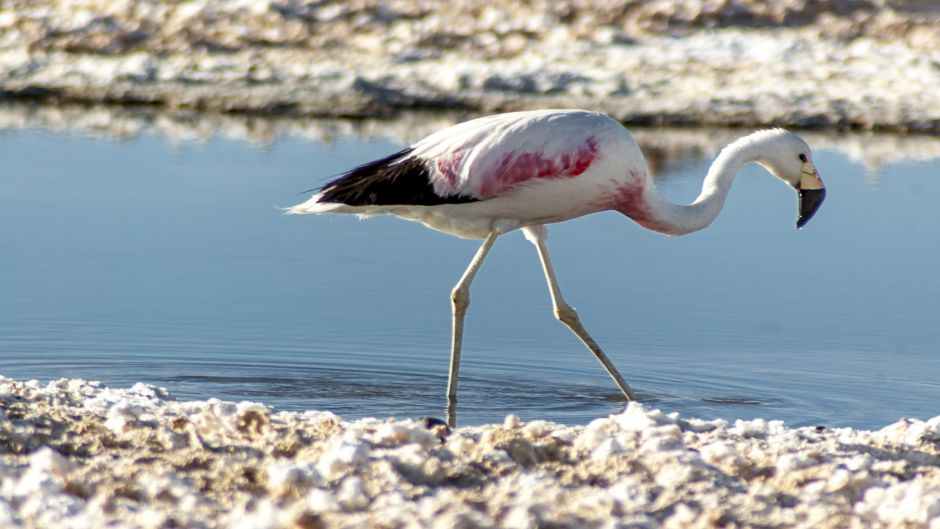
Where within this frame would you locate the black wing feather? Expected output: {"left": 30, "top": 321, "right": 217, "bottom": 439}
{"left": 317, "top": 148, "right": 478, "bottom": 207}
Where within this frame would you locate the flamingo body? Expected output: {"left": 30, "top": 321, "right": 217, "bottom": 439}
{"left": 289, "top": 109, "right": 826, "bottom": 415}
{"left": 291, "top": 110, "right": 652, "bottom": 238}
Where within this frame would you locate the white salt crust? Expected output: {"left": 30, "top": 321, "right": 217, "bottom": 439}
{"left": 1, "top": 375, "right": 940, "bottom": 528}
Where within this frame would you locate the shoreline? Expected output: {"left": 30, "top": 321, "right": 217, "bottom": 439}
{"left": 2, "top": 1, "right": 939, "bottom": 131}
{"left": 2, "top": 375, "right": 939, "bottom": 528}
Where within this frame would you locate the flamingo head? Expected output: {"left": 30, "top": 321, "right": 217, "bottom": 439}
{"left": 754, "top": 130, "right": 827, "bottom": 229}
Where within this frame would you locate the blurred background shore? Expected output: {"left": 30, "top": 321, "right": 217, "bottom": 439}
{"left": 1, "top": 0, "right": 938, "bottom": 129}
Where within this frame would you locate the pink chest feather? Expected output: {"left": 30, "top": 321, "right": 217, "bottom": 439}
{"left": 609, "top": 174, "right": 673, "bottom": 234}
{"left": 479, "top": 136, "right": 599, "bottom": 197}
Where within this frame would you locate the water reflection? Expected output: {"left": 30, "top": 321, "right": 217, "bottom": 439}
{"left": 4, "top": 102, "right": 940, "bottom": 175}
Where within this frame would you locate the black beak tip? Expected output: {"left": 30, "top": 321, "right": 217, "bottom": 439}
{"left": 796, "top": 213, "right": 811, "bottom": 230}
{"left": 796, "top": 188, "right": 827, "bottom": 230}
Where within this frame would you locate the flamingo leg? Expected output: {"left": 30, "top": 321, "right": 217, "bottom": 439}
{"left": 447, "top": 231, "right": 499, "bottom": 407}
{"left": 522, "top": 226, "right": 637, "bottom": 401}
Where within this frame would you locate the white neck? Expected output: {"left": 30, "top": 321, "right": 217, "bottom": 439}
{"left": 632, "top": 135, "right": 766, "bottom": 236}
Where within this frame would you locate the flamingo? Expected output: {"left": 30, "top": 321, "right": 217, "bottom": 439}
{"left": 289, "top": 109, "right": 826, "bottom": 406}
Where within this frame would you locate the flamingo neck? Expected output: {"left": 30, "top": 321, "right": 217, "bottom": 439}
{"left": 620, "top": 137, "right": 758, "bottom": 236}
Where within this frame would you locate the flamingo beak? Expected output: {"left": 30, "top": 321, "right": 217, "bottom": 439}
{"left": 796, "top": 163, "right": 826, "bottom": 229}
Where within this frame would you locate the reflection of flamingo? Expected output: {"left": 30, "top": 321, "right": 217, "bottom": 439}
{"left": 289, "top": 109, "right": 826, "bottom": 404}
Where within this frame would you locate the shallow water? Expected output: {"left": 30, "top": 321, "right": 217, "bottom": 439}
{"left": 2, "top": 119, "right": 939, "bottom": 429}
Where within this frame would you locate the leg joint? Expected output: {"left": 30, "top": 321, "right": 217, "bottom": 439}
{"left": 451, "top": 286, "right": 470, "bottom": 311}
{"left": 554, "top": 304, "right": 579, "bottom": 326}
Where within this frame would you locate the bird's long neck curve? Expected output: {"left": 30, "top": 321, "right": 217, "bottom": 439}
{"left": 626, "top": 136, "right": 760, "bottom": 236}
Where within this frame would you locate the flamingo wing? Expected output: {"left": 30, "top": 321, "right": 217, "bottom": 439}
{"left": 316, "top": 109, "right": 626, "bottom": 207}
{"left": 316, "top": 148, "right": 479, "bottom": 206}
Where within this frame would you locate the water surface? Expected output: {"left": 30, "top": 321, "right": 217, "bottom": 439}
{"left": 2, "top": 119, "right": 939, "bottom": 429}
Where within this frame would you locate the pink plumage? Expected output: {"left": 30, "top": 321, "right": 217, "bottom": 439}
{"left": 410, "top": 110, "right": 613, "bottom": 199}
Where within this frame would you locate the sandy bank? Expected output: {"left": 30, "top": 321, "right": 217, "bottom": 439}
{"left": 2, "top": 375, "right": 940, "bottom": 528}
{"left": 1, "top": 1, "right": 939, "bottom": 130}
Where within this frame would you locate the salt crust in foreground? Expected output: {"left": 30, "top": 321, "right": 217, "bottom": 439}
{"left": 1, "top": 375, "right": 940, "bottom": 528}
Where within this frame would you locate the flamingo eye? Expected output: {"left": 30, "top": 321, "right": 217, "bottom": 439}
{"left": 798, "top": 153, "right": 808, "bottom": 163}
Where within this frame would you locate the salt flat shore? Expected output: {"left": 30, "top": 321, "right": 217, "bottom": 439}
{"left": 2, "top": 376, "right": 940, "bottom": 528}
{"left": 1, "top": 0, "right": 939, "bottom": 130}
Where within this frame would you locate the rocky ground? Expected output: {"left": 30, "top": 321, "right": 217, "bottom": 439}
{"left": 1, "top": 0, "right": 939, "bottom": 130}
{"left": 2, "top": 376, "right": 940, "bottom": 528}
